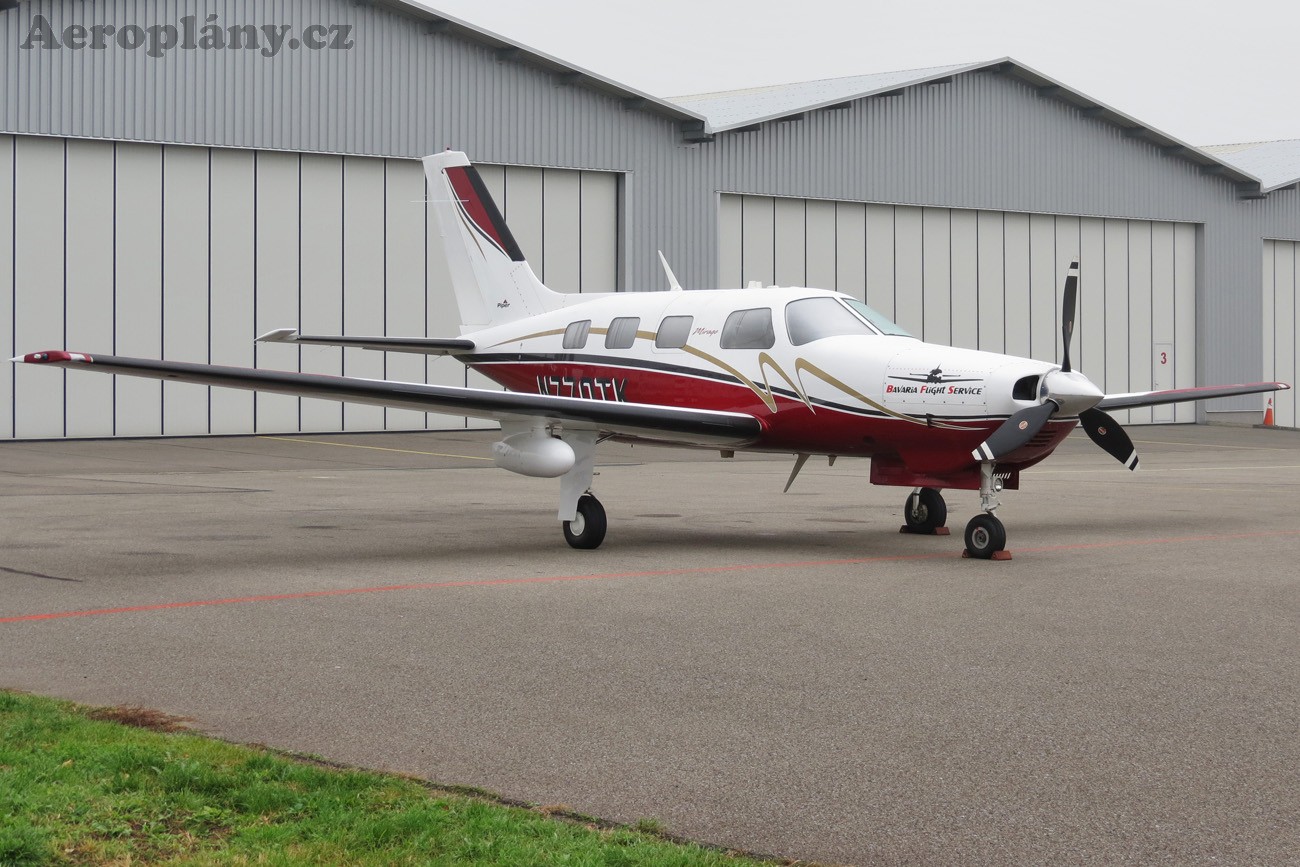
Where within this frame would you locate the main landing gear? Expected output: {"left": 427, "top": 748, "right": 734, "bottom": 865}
{"left": 563, "top": 494, "right": 607, "bottom": 549}
{"left": 901, "top": 487, "right": 948, "bottom": 535}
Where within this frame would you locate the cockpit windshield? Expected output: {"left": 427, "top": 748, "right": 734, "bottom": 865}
{"left": 784, "top": 296, "right": 912, "bottom": 345}
{"left": 843, "top": 298, "right": 911, "bottom": 337}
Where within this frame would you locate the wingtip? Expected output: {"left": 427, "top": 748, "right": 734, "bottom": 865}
{"left": 12, "top": 351, "right": 91, "bottom": 364}
{"left": 255, "top": 328, "right": 299, "bottom": 344}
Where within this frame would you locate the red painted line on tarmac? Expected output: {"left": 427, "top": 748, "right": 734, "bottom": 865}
{"left": 4, "top": 528, "right": 1299, "bottom": 626}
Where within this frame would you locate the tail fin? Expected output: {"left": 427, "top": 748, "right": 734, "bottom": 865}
{"left": 423, "top": 151, "right": 563, "bottom": 332}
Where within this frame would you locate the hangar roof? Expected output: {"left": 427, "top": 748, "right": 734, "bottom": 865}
{"left": 667, "top": 58, "right": 1267, "bottom": 197}
{"left": 668, "top": 62, "right": 980, "bottom": 130}
{"left": 376, "top": 0, "right": 708, "bottom": 127}
{"left": 1201, "top": 140, "right": 1300, "bottom": 192}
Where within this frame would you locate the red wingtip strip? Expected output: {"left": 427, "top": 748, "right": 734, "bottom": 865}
{"left": 21, "top": 351, "right": 89, "bottom": 364}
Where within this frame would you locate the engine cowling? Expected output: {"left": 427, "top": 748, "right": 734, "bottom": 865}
{"left": 491, "top": 431, "right": 575, "bottom": 478}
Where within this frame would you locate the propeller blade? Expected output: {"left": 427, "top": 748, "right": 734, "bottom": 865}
{"left": 1060, "top": 261, "right": 1079, "bottom": 373}
{"left": 972, "top": 401, "right": 1056, "bottom": 462}
{"left": 1079, "top": 408, "right": 1139, "bottom": 470}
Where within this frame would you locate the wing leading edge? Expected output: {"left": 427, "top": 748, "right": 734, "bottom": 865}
{"left": 13, "top": 352, "right": 762, "bottom": 447}
{"left": 1098, "top": 381, "right": 1290, "bottom": 410}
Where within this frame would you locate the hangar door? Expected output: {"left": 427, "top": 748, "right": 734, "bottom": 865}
{"left": 0, "top": 134, "right": 619, "bottom": 440}
{"left": 1263, "top": 240, "right": 1298, "bottom": 428}
{"left": 719, "top": 195, "right": 1197, "bottom": 425}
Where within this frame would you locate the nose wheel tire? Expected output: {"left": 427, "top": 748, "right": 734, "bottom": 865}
{"left": 963, "top": 513, "right": 1007, "bottom": 559}
{"left": 563, "top": 494, "right": 607, "bottom": 550}
{"left": 903, "top": 487, "right": 947, "bottom": 534}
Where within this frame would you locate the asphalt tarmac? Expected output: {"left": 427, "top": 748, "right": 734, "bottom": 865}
{"left": 2, "top": 425, "right": 1298, "bottom": 865}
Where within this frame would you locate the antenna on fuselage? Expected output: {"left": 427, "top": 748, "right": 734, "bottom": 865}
{"left": 657, "top": 251, "right": 684, "bottom": 292}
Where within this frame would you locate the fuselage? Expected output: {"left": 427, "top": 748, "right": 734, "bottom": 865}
{"left": 460, "top": 286, "right": 1076, "bottom": 488}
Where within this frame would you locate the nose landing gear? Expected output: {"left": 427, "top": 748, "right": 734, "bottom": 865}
{"left": 963, "top": 462, "right": 1010, "bottom": 560}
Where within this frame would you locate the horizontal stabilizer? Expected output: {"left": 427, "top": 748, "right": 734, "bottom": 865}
{"left": 255, "top": 329, "right": 476, "bottom": 355}
{"left": 14, "top": 351, "right": 760, "bottom": 448}
{"left": 1097, "top": 381, "right": 1290, "bottom": 410}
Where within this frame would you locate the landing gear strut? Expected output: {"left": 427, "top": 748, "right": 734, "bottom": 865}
{"left": 963, "top": 462, "right": 1009, "bottom": 559}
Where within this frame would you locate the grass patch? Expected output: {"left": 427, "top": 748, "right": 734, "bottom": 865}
{"left": 0, "top": 690, "right": 778, "bottom": 866}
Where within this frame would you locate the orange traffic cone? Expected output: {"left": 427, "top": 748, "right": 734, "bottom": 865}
{"left": 1263, "top": 397, "right": 1275, "bottom": 427}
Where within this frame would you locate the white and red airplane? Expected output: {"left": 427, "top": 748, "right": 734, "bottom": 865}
{"left": 15, "top": 151, "right": 1291, "bottom": 558}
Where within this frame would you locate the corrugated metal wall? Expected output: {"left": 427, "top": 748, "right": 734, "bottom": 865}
{"left": 3, "top": 0, "right": 1299, "bottom": 423}
{"left": 0, "top": 133, "right": 618, "bottom": 439}
{"left": 719, "top": 194, "right": 1198, "bottom": 425}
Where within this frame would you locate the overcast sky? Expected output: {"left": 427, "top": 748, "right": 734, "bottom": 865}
{"left": 421, "top": 0, "right": 1297, "bottom": 146}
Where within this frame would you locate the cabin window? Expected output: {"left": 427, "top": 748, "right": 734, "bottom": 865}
{"left": 720, "top": 308, "right": 775, "bottom": 350}
{"left": 563, "top": 320, "right": 591, "bottom": 349}
{"left": 605, "top": 317, "right": 640, "bottom": 349}
{"left": 785, "top": 297, "right": 877, "bottom": 345}
{"left": 655, "top": 316, "right": 693, "bottom": 349}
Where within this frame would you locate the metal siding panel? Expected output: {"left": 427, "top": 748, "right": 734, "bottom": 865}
{"left": 975, "top": 210, "right": 1004, "bottom": 353}
{"left": 1150, "top": 222, "right": 1176, "bottom": 422}
{"left": 1079, "top": 218, "right": 1107, "bottom": 388}
{"left": 504, "top": 166, "right": 544, "bottom": 275}
{"left": 1173, "top": 222, "right": 1197, "bottom": 422}
{"left": 12, "top": 136, "right": 65, "bottom": 438}
{"left": 254, "top": 150, "right": 301, "bottom": 432}
{"left": 773, "top": 197, "right": 806, "bottom": 287}
{"left": 863, "top": 204, "right": 894, "bottom": 320}
{"left": 383, "top": 157, "right": 427, "bottom": 430}
{"left": 1103, "top": 219, "right": 1131, "bottom": 424}
{"left": 893, "top": 206, "right": 923, "bottom": 335}
{"left": 950, "top": 209, "right": 978, "bottom": 351}
{"left": 0, "top": 136, "right": 11, "bottom": 438}
{"left": 921, "top": 207, "right": 950, "bottom": 345}
{"left": 833, "top": 202, "right": 865, "bottom": 300}
{"left": 1002, "top": 212, "right": 1031, "bottom": 359}
{"left": 717, "top": 194, "right": 742, "bottom": 289}
{"left": 804, "top": 199, "right": 837, "bottom": 292}
{"left": 1274, "top": 243, "right": 1296, "bottom": 428}
{"left": 740, "top": 195, "right": 774, "bottom": 287}
{"left": 1028, "top": 213, "right": 1056, "bottom": 364}
{"left": 1262, "top": 241, "right": 1275, "bottom": 397}
{"left": 161, "top": 145, "right": 211, "bottom": 434}
{"left": 113, "top": 141, "right": 164, "bottom": 436}
{"left": 1127, "top": 221, "right": 1154, "bottom": 424}
{"left": 341, "top": 155, "right": 385, "bottom": 431}
{"left": 63, "top": 139, "right": 115, "bottom": 438}
{"left": 208, "top": 147, "right": 255, "bottom": 434}
{"left": 298, "top": 153, "right": 345, "bottom": 432}
{"left": 579, "top": 171, "right": 618, "bottom": 292}
{"left": 541, "top": 168, "right": 581, "bottom": 294}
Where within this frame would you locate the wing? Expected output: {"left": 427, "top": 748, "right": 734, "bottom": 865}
{"left": 1097, "top": 381, "right": 1290, "bottom": 410}
{"left": 13, "top": 351, "right": 761, "bottom": 447}
{"left": 256, "top": 328, "right": 475, "bottom": 355}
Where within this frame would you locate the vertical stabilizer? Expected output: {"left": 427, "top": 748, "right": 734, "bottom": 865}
{"left": 423, "top": 151, "right": 563, "bottom": 331}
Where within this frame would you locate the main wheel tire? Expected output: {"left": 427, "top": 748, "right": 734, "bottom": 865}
{"left": 964, "top": 513, "right": 1007, "bottom": 559}
{"left": 904, "top": 487, "right": 947, "bottom": 533}
{"left": 563, "top": 494, "right": 607, "bottom": 550}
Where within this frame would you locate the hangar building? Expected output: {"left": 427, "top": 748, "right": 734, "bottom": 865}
{"left": 2, "top": 0, "right": 1297, "bottom": 440}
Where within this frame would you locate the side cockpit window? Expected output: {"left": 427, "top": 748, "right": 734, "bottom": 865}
{"left": 563, "top": 320, "right": 591, "bottom": 349}
{"left": 655, "top": 315, "right": 693, "bottom": 349}
{"left": 785, "top": 297, "right": 875, "bottom": 345}
{"left": 720, "top": 308, "right": 775, "bottom": 350}
{"left": 605, "top": 317, "right": 640, "bottom": 349}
